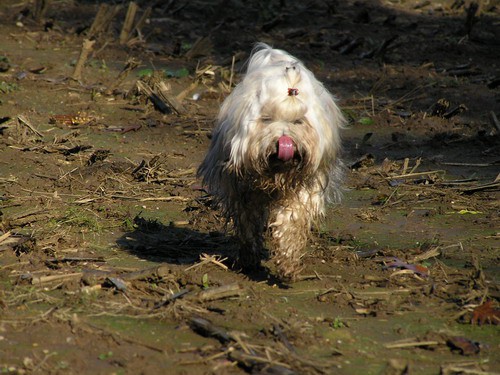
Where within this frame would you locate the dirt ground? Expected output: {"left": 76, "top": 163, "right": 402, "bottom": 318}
{"left": 0, "top": 0, "right": 499, "bottom": 374}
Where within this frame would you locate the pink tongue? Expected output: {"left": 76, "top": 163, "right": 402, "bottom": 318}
{"left": 277, "top": 135, "right": 295, "bottom": 161}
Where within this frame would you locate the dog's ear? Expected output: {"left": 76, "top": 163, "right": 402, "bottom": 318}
{"left": 197, "top": 121, "right": 230, "bottom": 184}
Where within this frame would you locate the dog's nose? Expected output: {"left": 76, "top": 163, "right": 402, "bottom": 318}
{"left": 277, "top": 135, "right": 295, "bottom": 161}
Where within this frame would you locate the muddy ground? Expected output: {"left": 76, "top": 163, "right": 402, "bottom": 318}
{"left": 0, "top": 0, "right": 499, "bottom": 374}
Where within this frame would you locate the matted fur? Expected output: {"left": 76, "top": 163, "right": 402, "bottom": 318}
{"left": 198, "top": 43, "right": 345, "bottom": 280}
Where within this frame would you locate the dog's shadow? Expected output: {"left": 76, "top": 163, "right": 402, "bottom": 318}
{"left": 116, "top": 214, "right": 289, "bottom": 287}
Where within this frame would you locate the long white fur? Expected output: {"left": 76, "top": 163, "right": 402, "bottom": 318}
{"left": 198, "top": 43, "right": 345, "bottom": 280}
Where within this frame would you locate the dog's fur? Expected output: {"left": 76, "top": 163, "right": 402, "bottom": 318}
{"left": 198, "top": 43, "right": 345, "bottom": 280}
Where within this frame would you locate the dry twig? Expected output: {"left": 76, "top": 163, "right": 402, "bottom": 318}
{"left": 17, "top": 115, "right": 43, "bottom": 138}
{"left": 184, "top": 253, "right": 228, "bottom": 271}
{"left": 197, "top": 283, "right": 245, "bottom": 302}
{"left": 31, "top": 272, "right": 83, "bottom": 285}
{"left": 72, "top": 39, "right": 95, "bottom": 81}
{"left": 120, "top": 2, "right": 139, "bottom": 44}
{"left": 88, "top": 3, "right": 122, "bottom": 38}
{"left": 385, "top": 339, "right": 441, "bottom": 349}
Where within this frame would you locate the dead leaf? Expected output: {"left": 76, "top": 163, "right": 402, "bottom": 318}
{"left": 471, "top": 301, "right": 500, "bottom": 325}
{"left": 384, "top": 257, "right": 429, "bottom": 277}
{"left": 446, "top": 336, "right": 480, "bottom": 356}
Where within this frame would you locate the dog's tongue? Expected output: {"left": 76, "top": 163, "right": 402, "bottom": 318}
{"left": 277, "top": 135, "right": 295, "bottom": 161}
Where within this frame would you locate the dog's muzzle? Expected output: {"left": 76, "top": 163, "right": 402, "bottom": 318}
{"left": 267, "top": 135, "right": 302, "bottom": 173}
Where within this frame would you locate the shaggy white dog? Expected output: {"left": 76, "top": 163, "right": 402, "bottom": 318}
{"left": 198, "top": 43, "right": 345, "bottom": 280}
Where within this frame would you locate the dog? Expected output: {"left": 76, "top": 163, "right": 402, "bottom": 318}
{"left": 198, "top": 43, "right": 345, "bottom": 280}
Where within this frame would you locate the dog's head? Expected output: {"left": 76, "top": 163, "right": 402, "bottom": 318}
{"left": 203, "top": 43, "right": 345, "bottom": 192}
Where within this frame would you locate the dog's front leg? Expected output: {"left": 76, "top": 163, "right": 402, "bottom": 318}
{"left": 269, "top": 187, "right": 324, "bottom": 281}
{"left": 269, "top": 203, "right": 308, "bottom": 280}
{"left": 233, "top": 190, "right": 269, "bottom": 271}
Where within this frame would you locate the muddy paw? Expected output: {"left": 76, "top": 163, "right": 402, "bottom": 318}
{"left": 274, "top": 258, "right": 304, "bottom": 282}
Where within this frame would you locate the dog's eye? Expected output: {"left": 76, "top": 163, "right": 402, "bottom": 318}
{"left": 293, "top": 119, "right": 304, "bottom": 125}
{"left": 261, "top": 117, "right": 272, "bottom": 123}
